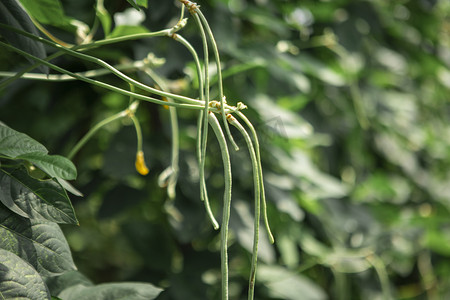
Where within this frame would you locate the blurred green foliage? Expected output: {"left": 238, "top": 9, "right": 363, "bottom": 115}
{"left": 2, "top": 0, "right": 450, "bottom": 299}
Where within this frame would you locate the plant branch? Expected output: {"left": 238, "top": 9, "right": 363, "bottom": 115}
{"left": 0, "top": 41, "right": 204, "bottom": 110}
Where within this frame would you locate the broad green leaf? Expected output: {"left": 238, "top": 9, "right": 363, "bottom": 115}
{"left": 18, "top": 0, "right": 73, "bottom": 28}
{"left": 0, "top": 203, "right": 77, "bottom": 276}
{"left": 323, "top": 250, "right": 371, "bottom": 273}
{"left": 0, "top": 249, "right": 51, "bottom": 300}
{"left": 126, "top": 0, "right": 141, "bottom": 11}
{"left": 0, "top": 0, "right": 48, "bottom": 74}
{"left": 0, "top": 123, "right": 48, "bottom": 158}
{"left": 423, "top": 229, "right": 450, "bottom": 256}
{"left": 18, "top": 152, "right": 77, "bottom": 180}
{"left": 0, "top": 167, "right": 78, "bottom": 224}
{"left": 56, "top": 178, "right": 83, "bottom": 197}
{"left": 58, "top": 282, "right": 163, "bottom": 300}
{"left": 108, "top": 25, "right": 148, "bottom": 38}
{"left": 126, "top": 0, "right": 147, "bottom": 10}
{"left": 231, "top": 200, "right": 275, "bottom": 263}
{"left": 258, "top": 265, "right": 327, "bottom": 300}
{"left": 45, "top": 270, "right": 93, "bottom": 296}
{"left": 136, "top": 0, "right": 148, "bottom": 8}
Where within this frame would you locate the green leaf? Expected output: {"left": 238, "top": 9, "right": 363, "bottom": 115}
{"left": 58, "top": 282, "right": 163, "bottom": 300}
{"left": 126, "top": 0, "right": 141, "bottom": 11}
{"left": 322, "top": 250, "right": 371, "bottom": 273}
{"left": 0, "top": 123, "right": 48, "bottom": 158}
{"left": 18, "top": 0, "right": 73, "bottom": 28}
{"left": 126, "top": 0, "right": 147, "bottom": 10}
{"left": 0, "top": 167, "right": 78, "bottom": 224}
{"left": 136, "top": 0, "right": 148, "bottom": 8}
{"left": 0, "top": 203, "right": 77, "bottom": 276}
{"left": 231, "top": 200, "right": 276, "bottom": 263}
{"left": 423, "top": 229, "right": 450, "bottom": 256}
{"left": 107, "top": 25, "right": 149, "bottom": 38}
{"left": 45, "top": 270, "right": 93, "bottom": 296}
{"left": 258, "top": 265, "right": 327, "bottom": 300}
{"left": 56, "top": 178, "right": 83, "bottom": 197}
{"left": 17, "top": 152, "right": 77, "bottom": 180}
{"left": 0, "top": 249, "right": 51, "bottom": 300}
{"left": 0, "top": 0, "right": 48, "bottom": 74}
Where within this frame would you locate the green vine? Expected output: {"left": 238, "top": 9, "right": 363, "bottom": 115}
{"left": 0, "top": 1, "right": 273, "bottom": 299}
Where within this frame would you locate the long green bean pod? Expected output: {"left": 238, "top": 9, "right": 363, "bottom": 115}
{"left": 227, "top": 114, "right": 260, "bottom": 300}
{"left": 236, "top": 111, "right": 274, "bottom": 244}
{"left": 208, "top": 112, "right": 232, "bottom": 300}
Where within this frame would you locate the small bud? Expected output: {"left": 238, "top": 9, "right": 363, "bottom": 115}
{"left": 135, "top": 150, "right": 149, "bottom": 175}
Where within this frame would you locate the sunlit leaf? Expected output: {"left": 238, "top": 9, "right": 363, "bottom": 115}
{"left": 0, "top": 203, "right": 77, "bottom": 276}
{"left": 18, "top": 0, "right": 73, "bottom": 28}
{"left": 125, "top": 0, "right": 148, "bottom": 11}
{"left": 323, "top": 250, "right": 371, "bottom": 273}
{"left": 0, "top": 123, "right": 47, "bottom": 158}
{"left": 258, "top": 265, "right": 327, "bottom": 300}
{"left": 58, "top": 282, "right": 163, "bottom": 300}
{"left": 0, "top": 249, "right": 51, "bottom": 300}
{"left": 18, "top": 152, "right": 77, "bottom": 180}
{"left": 230, "top": 200, "right": 276, "bottom": 264}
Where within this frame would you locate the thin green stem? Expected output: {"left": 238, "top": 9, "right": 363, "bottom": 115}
{"left": 75, "top": 29, "right": 171, "bottom": 51}
{"left": 130, "top": 115, "right": 143, "bottom": 153}
{"left": 0, "top": 41, "right": 204, "bottom": 110}
{"left": 418, "top": 250, "right": 439, "bottom": 300}
{"left": 227, "top": 114, "right": 260, "bottom": 300}
{"left": 0, "top": 23, "right": 168, "bottom": 89}
{"left": 332, "top": 268, "right": 348, "bottom": 300}
{"left": 236, "top": 111, "right": 274, "bottom": 244}
{"left": 0, "top": 61, "right": 146, "bottom": 81}
{"left": 143, "top": 68, "right": 180, "bottom": 201}
{"left": 0, "top": 49, "right": 64, "bottom": 90}
{"left": 208, "top": 112, "right": 232, "bottom": 300}
{"left": 366, "top": 253, "right": 393, "bottom": 300}
{"left": 0, "top": 25, "right": 201, "bottom": 105}
{"left": 68, "top": 110, "right": 127, "bottom": 160}
{"left": 194, "top": 9, "right": 239, "bottom": 151}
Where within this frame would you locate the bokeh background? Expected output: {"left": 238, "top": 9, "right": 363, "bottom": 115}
{"left": 2, "top": 0, "right": 450, "bottom": 299}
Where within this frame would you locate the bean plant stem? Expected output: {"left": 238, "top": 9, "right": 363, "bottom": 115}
{"left": 2, "top": 25, "right": 201, "bottom": 105}
{"left": 142, "top": 68, "right": 179, "bottom": 200}
{"left": 208, "top": 112, "right": 232, "bottom": 300}
{"left": 0, "top": 24, "right": 169, "bottom": 90}
{"left": 0, "top": 61, "right": 146, "bottom": 81}
{"left": 68, "top": 110, "right": 127, "bottom": 160}
{"left": 0, "top": 41, "right": 204, "bottom": 110}
{"left": 366, "top": 254, "right": 393, "bottom": 300}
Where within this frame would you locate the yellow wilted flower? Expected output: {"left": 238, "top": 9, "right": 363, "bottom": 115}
{"left": 135, "top": 150, "right": 149, "bottom": 175}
